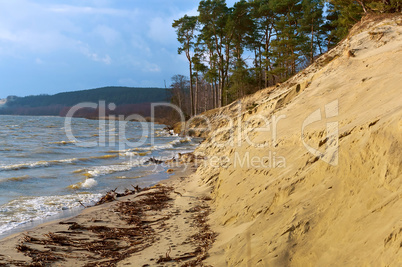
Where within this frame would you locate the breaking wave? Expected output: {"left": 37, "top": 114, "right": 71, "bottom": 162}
{"left": 0, "top": 193, "right": 102, "bottom": 235}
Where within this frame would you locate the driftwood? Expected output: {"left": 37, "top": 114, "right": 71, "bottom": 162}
{"left": 145, "top": 157, "right": 164, "bottom": 164}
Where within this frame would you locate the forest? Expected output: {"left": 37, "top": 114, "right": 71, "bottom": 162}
{"left": 0, "top": 87, "right": 169, "bottom": 118}
{"left": 171, "top": 0, "right": 401, "bottom": 117}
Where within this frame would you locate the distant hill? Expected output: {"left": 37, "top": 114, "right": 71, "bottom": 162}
{"left": 0, "top": 86, "right": 171, "bottom": 117}
{"left": 3, "top": 86, "right": 168, "bottom": 107}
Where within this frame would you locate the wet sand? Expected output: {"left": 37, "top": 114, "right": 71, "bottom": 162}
{"left": 0, "top": 163, "right": 216, "bottom": 266}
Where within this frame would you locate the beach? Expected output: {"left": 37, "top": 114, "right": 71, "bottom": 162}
{"left": 0, "top": 161, "right": 216, "bottom": 266}
{"left": 0, "top": 115, "right": 197, "bottom": 238}
{"left": 0, "top": 14, "right": 401, "bottom": 267}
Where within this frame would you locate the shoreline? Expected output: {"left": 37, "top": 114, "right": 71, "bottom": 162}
{"left": 0, "top": 162, "right": 216, "bottom": 266}
{"left": 0, "top": 208, "right": 82, "bottom": 241}
{"left": 0, "top": 115, "right": 194, "bottom": 244}
{"left": 0, "top": 114, "right": 173, "bottom": 127}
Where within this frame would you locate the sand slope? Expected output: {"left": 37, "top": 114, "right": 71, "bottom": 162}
{"left": 187, "top": 15, "right": 402, "bottom": 266}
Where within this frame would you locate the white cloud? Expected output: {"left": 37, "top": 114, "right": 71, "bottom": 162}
{"left": 94, "top": 25, "right": 121, "bottom": 46}
{"left": 131, "top": 35, "right": 151, "bottom": 54}
{"left": 179, "top": 6, "right": 198, "bottom": 17}
{"left": 122, "top": 54, "right": 160, "bottom": 73}
{"left": 35, "top": 58, "right": 44, "bottom": 64}
{"left": 0, "top": 28, "right": 17, "bottom": 42}
{"left": 47, "top": 5, "right": 134, "bottom": 16}
{"left": 0, "top": 1, "right": 80, "bottom": 54}
{"left": 144, "top": 62, "right": 160, "bottom": 72}
{"left": 148, "top": 16, "right": 177, "bottom": 44}
{"left": 146, "top": 6, "right": 200, "bottom": 46}
{"left": 79, "top": 44, "right": 111, "bottom": 64}
{"left": 0, "top": 0, "right": 203, "bottom": 97}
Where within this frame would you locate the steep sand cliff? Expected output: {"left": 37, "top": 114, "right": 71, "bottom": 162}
{"left": 186, "top": 15, "right": 402, "bottom": 266}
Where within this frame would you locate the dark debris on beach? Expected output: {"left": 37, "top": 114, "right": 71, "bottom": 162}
{"left": 0, "top": 178, "right": 217, "bottom": 267}
{"left": 2, "top": 185, "right": 175, "bottom": 267}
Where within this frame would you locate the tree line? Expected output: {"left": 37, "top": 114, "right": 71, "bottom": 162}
{"left": 4, "top": 87, "right": 168, "bottom": 108}
{"left": 0, "top": 87, "right": 170, "bottom": 119}
{"left": 171, "top": 0, "right": 401, "bottom": 118}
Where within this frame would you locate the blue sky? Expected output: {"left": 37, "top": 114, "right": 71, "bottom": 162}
{"left": 0, "top": 0, "right": 236, "bottom": 98}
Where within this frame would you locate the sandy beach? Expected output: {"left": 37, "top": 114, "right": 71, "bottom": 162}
{"left": 0, "top": 14, "right": 401, "bottom": 267}
{"left": 0, "top": 162, "right": 216, "bottom": 266}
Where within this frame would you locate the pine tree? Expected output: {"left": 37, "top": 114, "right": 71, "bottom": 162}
{"left": 198, "top": 0, "right": 230, "bottom": 107}
{"left": 300, "top": 0, "right": 326, "bottom": 64}
{"left": 249, "top": 0, "right": 277, "bottom": 88}
{"left": 325, "top": 0, "right": 363, "bottom": 41}
{"left": 226, "top": 0, "right": 255, "bottom": 99}
{"left": 172, "top": 15, "right": 198, "bottom": 116}
{"left": 270, "top": 0, "right": 304, "bottom": 79}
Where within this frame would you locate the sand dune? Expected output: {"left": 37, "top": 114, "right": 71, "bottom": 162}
{"left": 0, "top": 15, "right": 401, "bottom": 266}
{"left": 184, "top": 15, "right": 402, "bottom": 266}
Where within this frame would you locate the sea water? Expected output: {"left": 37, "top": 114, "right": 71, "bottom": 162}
{"left": 0, "top": 115, "right": 196, "bottom": 237}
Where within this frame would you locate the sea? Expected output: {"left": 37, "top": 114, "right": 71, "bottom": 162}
{"left": 0, "top": 115, "right": 197, "bottom": 238}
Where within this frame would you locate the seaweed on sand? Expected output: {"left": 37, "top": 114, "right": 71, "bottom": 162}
{"left": 7, "top": 185, "right": 175, "bottom": 266}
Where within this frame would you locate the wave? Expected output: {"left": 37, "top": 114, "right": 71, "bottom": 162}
{"left": 90, "top": 154, "right": 118, "bottom": 160}
{"left": 49, "top": 140, "right": 77, "bottom": 145}
{"left": 0, "top": 161, "right": 55, "bottom": 171}
{"left": 0, "top": 154, "right": 119, "bottom": 172}
{"left": 115, "top": 170, "right": 154, "bottom": 180}
{"left": 0, "top": 175, "right": 31, "bottom": 183}
{"left": 154, "top": 129, "right": 178, "bottom": 137}
{"left": 84, "top": 164, "right": 135, "bottom": 178}
{"left": 106, "top": 150, "right": 151, "bottom": 157}
{"left": 75, "top": 156, "right": 155, "bottom": 178}
{"left": 115, "top": 175, "right": 144, "bottom": 179}
{"left": 0, "top": 158, "right": 83, "bottom": 171}
{"left": 0, "top": 193, "right": 102, "bottom": 235}
{"left": 128, "top": 137, "right": 192, "bottom": 151}
{"left": 0, "top": 148, "right": 24, "bottom": 152}
{"left": 105, "top": 137, "right": 192, "bottom": 153}
{"left": 68, "top": 178, "right": 98, "bottom": 190}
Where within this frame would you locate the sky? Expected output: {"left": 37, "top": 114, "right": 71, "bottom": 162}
{"left": 0, "top": 0, "right": 237, "bottom": 99}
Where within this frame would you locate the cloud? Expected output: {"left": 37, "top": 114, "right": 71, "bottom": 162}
{"left": 180, "top": 6, "right": 198, "bottom": 17}
{"left": 0, "top": 0, "right": 211, "bottom": 98}
{"left": 148, "top": 16, "right": 177, "bottom": 44}
{"left": 144, "top": 62, "right": 160, "bottom": 72}
{"left": 131, "top": 40, "right": 151, "bottom": 55}
{"left": 47, "top": 5, "right": 134, "bottom": 16}
{"left": 79, "top": 44, "right": 112, "bottom": 64}
{"left": 0, "top": 1, "right": 80, "bottom": 54}
{"left": 35, "top": 58, "right": 44, "bottom": 64}
{"left": 94, "top": 25, "right": 121, "bottom": 46}
{"left": 125, "top": 55, "right": 160, "bottom": 72}
{"left": 0, "top": 28, "right": 17, "bottom": 42}
{"left": 146, "top": 6, "right": 200, "bottom": 46}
